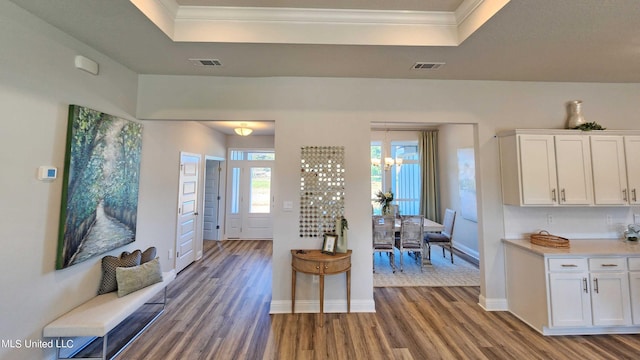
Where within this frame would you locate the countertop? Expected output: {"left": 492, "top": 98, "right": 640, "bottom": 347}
{"left": 503, "top": 238, "right": 640, "bottom": 256}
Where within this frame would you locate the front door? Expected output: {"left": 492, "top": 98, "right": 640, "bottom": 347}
{"left": 176, "top": 152, "right": 200, "bottom": 272}
{"left": 225, "top": 150, "right": 274, "bottom": 239}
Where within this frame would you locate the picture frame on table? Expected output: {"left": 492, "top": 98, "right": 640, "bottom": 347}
{"left": 321, "top": 233, "right": 338, "bottom": 255}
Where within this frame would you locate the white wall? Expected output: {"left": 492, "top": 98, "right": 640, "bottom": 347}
{"left": 439, "top": 124, "right": 479, "bottom": 258}
{"left": 137, "top": 75, "right": 640, "bottom": 312}
{"left": 136, "top": 121, "right": 227, "bottom": 265}
{"left": 271, "top": 117, "right": 373, "bottom": 312}
{"left": 0, "top": 3, "right": 225, "bottom": 359}
{"left": 0, "top": 2, "right": 138, "bottom": 359}
{"left": 227, "top": 134, "right": 274, "bottom": 149}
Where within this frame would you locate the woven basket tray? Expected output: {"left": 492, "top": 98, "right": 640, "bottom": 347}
{"left": 530, "top": 230, "right": 570, "bottom": 248}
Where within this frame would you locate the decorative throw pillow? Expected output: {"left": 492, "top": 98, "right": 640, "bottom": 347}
{"left": 122, "top": 246, "right": 157, "bottom": 264}
{"left": 116, "top": 258, "right": 163, "bottom": 297}
{"left": 97, "top": 250, "right": 141, "bottom": 295}
{"left": 141, "top": 247, "right": 157, "bottom": 264}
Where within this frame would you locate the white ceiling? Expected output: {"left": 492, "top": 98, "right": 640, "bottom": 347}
{"left": 7, "top": 0, "right": 640, "bottom": 134}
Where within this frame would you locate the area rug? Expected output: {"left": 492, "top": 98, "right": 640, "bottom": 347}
{"left": 373, "top": 245, "right": 480, "bottom": 287}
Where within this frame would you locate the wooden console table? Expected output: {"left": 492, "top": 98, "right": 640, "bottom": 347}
{"left": 291, "top": 249, "right": 352, "bottom": 326}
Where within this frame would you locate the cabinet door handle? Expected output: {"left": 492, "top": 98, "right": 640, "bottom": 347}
{"left": 551, "top": 189, "right": 557, "bottom": 202}
{"left": 561, "top": 189, "right": 566, "bottom": 202}
{"left": 594, "top": 278, "right": 599, "bottom": 294}
{"left": 583, "top": 278, "right": 588, "bottom": 293}
{"left": 561, "top": 264, "right": 578, "bottom": 267}
{"left": 633, "top": 189, "right": 637, "bottom": 202}
{"left": 623, "top": 189, "right": 628, "bottom": 201}
{"left": 601, "top": 264, "right": 618, "bottom": 267}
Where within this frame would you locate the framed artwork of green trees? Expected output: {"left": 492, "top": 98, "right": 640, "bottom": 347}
{"left": 56, "top": 105, "right": 143, "bottom": 269}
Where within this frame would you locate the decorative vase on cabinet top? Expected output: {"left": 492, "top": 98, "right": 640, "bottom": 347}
{"left": 566, "top": 100, "right": 586, "bottom": 129}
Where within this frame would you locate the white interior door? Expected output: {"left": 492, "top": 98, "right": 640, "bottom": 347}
{"left": 225, "top": 154, "right": 273, "bottom": 239}
{"left": 203, "top": 159, "right": 222, "bottom": 240}
{"left": 176, "top": 152, "right": 200, "bottom": 272}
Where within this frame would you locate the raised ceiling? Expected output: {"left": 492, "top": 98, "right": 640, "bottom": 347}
{"left": 8, "top": 0, "right": 640, "bottom": 83}
{"left": 175, "top": 0, "right": 464, "bottom": 11}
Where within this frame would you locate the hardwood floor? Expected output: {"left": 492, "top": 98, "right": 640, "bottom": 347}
{"left": 114, "top": 240, "right": 640, "bottom": 360}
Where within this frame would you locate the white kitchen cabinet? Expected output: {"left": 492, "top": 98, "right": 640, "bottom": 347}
{"left": 555, "top": 135, "right": 593, "bottom": 205}
{"left": 591, "top": 135, "right": 640, "bottom": 205}
{"left": 547, "top": 258, "right": 592, "bottom": 328}
{"left": 513, "top": 134, "right": 557, "bottom": 205}
{"left": 588, "top": 258, "right": 631, "bottom": 326}
{"left": 504, "top": 239, "right": 640, "bottom": 335}
{"left": 499, "top": 130, "right": 640, "bottom": 207}
{"left": 629, "top": 257, "right": 640, "bottom": 324}
{"left": 624, "top": 136, "right": 640, "bottom": 205}
{"left": 590, "top": 136, "right": 628, "bottom": 205}
{"left": 499, "top": 131, "right": 592, "bottom": 206}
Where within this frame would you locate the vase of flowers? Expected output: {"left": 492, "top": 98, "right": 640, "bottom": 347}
{"left": 376, "top": 189, "right": 394, "bottom": 216}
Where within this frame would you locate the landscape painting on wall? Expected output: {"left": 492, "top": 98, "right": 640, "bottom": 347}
{"left": 56, "top": 105, "right": 143, "bottom": 269}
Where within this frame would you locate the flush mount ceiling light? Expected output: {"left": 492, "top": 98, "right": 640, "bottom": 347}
{"left": 234, "top": 123, "right": 253, "bottom": 136}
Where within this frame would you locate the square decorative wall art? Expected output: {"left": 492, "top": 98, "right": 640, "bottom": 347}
{"left": 56, "top": 105, "right": 143, "bottom": 269}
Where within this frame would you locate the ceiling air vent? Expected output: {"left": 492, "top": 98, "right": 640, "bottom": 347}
{"left": 412, "top": 62, "right": 445, "bottom": 70}
{"left": 189, "top": 59, "right": 223, "bottom": 67}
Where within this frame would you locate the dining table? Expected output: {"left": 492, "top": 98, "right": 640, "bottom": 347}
{"left": 393, "top": 218, "right": 444, "bottom": 233}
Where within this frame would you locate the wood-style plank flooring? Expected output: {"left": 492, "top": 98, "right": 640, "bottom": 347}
{"left": 114, "top": 240, "right": 640, "bottom": 360}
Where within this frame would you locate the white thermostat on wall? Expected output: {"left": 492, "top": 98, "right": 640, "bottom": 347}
{"left": 38, "top": 166, "right": 58, "bottom": 180}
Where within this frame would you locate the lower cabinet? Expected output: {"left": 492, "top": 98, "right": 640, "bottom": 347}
{"left": 629, "top": 258, "right": 640, "bottom": 324}
{"left": 548, "top": 257, "right": 632, "bottom": 329}
{"left": 504, "top": 241, "right": 640, "bottom": 335}
{"left": 548, "top": 258, "right": 592, "bottom": 327}
{"left": 590, "top": 258, "right": 631, "bottom": 326}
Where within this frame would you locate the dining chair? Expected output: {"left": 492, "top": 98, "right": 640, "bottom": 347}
{"left": 372, "top": 215, "right": 396, "bottom": 273}
{"left": 397, "top": 215, "right": 424, "bottom": 272}
{"left": 424, "top": 209, "right": 456, "bottom": 263}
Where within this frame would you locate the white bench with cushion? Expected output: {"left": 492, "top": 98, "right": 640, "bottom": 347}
{"left": 43, "top": 269, "right": 175, "bottom": 360}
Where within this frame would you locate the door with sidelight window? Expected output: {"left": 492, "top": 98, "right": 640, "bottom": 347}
{"left": 225, "top": 150, "right": 274, "bottom": 239}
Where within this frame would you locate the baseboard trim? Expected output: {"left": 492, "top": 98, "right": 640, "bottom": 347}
{"left": 478, "top": 295, "right": 508, "bottom": 311}
{"left": 452, "top": 242, "right": 479, "bottom": 262}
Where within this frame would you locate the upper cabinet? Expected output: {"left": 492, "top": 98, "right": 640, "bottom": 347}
{"left": 590, "top": 136, "right": 628, "bottom": 205}
{"left": 498, "top": 130, "right": 640, "bottom": 207}
{"left": 589, "top": 135, "right": 640, "bottom": 206}
{"left": 625, "top": 136, "right": 640, "bottom": 205}
{"left": 499, "top": 131, "right": 592, "bottom": 206}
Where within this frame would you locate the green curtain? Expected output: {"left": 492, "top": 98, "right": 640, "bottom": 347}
{"left": 419, "top": 130, "right": 440, "bottom": 223}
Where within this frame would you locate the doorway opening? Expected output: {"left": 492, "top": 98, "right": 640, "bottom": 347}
{"left": 203, "top": 157, "right": 224, "bottom": 241}
{"left": 371, "top": 123, "right": 480, "bottom": 287}
{"left": 225, "top": 149, "right": 274, "bottom": 239}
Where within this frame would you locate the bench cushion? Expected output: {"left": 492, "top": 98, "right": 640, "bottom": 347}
{"left": 43, "top": 270, "right": 175, "bottom": 338}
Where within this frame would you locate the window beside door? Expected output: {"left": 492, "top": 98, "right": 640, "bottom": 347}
{"left": 371, "top": 134, "right": 420, "bottom": 216}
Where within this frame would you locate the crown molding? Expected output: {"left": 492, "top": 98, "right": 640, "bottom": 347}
{"left": 130, "top": 0, "right": 509, "bottom": 46}
{"left": 175, "top": 6, "right": 457, "bottom": 25}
